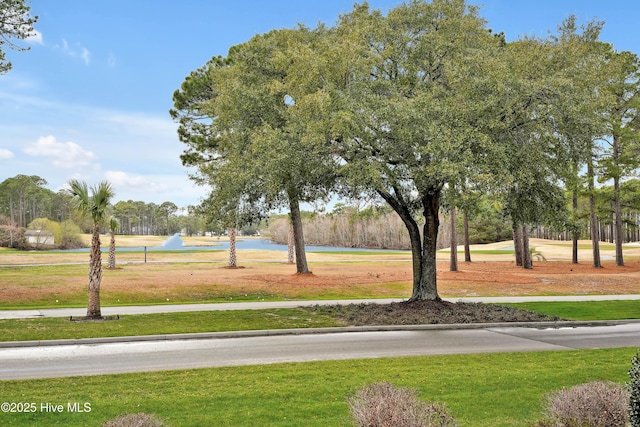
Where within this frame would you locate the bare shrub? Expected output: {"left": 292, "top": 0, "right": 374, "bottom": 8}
{"left": 629, "top": 349, "right": 640, "bottom": 427}
{"left": 102, "top": 412, "right": 164, "bottom": 427}
{"left": 348, "top": 381, "right": 457, "bottom": 427}
{"left": 542, "top": 381, "right": 629, "bottom": 427}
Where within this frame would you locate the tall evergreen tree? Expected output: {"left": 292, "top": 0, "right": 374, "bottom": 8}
{"left": 599, "top": 49, "right": 640, "bottom": 266}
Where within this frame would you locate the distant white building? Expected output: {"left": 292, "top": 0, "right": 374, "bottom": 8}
{"left": 25, "top": 230, "right": 55, "bottom": 246}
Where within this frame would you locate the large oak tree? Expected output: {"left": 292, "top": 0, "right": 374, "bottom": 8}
{"left": 171, "top": 28, "right": 337, "bottom": 274}
{"left": 327, "top": 0, "right": 503, "bottom": 300}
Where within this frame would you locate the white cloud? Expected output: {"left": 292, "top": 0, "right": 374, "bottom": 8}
{"left": 107, "top": 52, "right": 116, "bottom": 68}
{"left": 81, "top": 48, "right": 90, "bottom": 65}
{"left": 104, "top": 170, "right": 169, "bottom": 192}
{"left": 54, "top": 38, "right": 91, "bottom": 65}
{"left": 105, "top": 170, "right": 148, "bottom": 188}
{"left": 1, "top": 85, "right": 200, "bottom": 205}
{"left": 104, "top": 170, "right": 192, "bottom": 203}
{"left": 23, "top": 136, "right": 96, "bottom": 169}
{"left": 0, "top": 148, "right": 14, "bottom": 159}
{"left": 26, "top": 29, "right": 43, "bottom": 45}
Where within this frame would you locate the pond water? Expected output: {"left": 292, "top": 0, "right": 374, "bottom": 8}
{"left": 63, "top": 237, "right": 405, "bottom": 253}
{"left": 206, "top": 239, "right": 403, "bottom": 252}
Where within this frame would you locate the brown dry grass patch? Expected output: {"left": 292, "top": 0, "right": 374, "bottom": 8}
{"left": 1, "top": 238, "right": 639, "bottom": 306}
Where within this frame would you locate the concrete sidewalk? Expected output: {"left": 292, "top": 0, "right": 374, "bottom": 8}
{"left": 1, "top": 294, "right": 639, "bottom": 319}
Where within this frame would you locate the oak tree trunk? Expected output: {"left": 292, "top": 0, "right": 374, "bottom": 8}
{"left": 415, "top": 191, "right": 441, "bottom": 300}
{"left": 287, "top": 221, "right": 294, "bottom": 264}
{"left": 513, "top": 221, "right": 523, "bottom": 267}
{"left": 378, "top": 188, "right": 441, "bottom": 301}
{"left": 522, "top": 224, "right": 532, "bottom": 269}
{"left": 289, "top": 197, "right": 310, "bottom": 274}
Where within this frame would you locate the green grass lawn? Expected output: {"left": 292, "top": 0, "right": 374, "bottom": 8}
{"left": 547, "top": 242, "right": 617, "bottom": 250}
{"left": 2, "top": 247, "right": 638, "bottom": 425}
{"left": 0, "top": 309, "right": 344, "bottom": 342}
{"left": 0, "top": 299, "right": 638, "bottom": 426}
{"left": 0, "top": 300, "right": 638, "bottom": 342}
{"left": 0, "top": 348, "right": 635, "bottom": 426}
{"left": 505, "top": 300, "right": 640, "bottom": 320}
{"left": 438, "top": 249, "right": 514, "bottom": 254}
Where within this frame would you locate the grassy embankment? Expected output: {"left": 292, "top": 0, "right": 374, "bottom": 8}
{"left": 0, "top": 348, "right": 635, "bottom": 426}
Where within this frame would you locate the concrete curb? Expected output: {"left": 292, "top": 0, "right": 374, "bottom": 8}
{"left": 2, "top": 319, "right": 639, "bottom": 349}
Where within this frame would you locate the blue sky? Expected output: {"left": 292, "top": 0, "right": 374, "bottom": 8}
{"left": 1, "top": 0, "right": 639, "bottom": 209}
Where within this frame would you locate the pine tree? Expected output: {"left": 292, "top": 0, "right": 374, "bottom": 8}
{"left": 0, "top": 0, "right": 38, "bottom": 74}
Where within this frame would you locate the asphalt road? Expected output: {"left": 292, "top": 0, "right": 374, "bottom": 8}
{"left": 1, "top": 322, "right": 639, "bottom": 380}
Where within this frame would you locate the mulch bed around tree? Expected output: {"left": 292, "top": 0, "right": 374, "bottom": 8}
{"left": 302, "top": 300, "right": 563, "bottom": 326}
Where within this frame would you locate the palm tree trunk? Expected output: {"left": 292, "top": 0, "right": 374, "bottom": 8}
{"left": 87, "top": 223, "right": 102, "bottom": 318}
{"left": 228, "top": 227, "right": 237, "bottom": 267}
{"left": 108, "top": 232, "right": 116, "bottom": 269}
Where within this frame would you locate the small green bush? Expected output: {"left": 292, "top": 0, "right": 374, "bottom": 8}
{"left": 348, "top": 381, "right": 457, "bottom": 427}
{"left": 102, "top": 412, "right": 164, "bottom": 427}
{"left": 629, "top": 349, "right": 640, "bottom": 427}
{"left": 540, "top": 381, "right": 629, "bottom": 427}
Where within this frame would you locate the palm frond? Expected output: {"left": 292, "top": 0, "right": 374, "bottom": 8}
{"left": 67, "top": 179, "right": 115, "bottom": 225}
{"left": 66, "top": 179, "right": 92, "bottom": 217}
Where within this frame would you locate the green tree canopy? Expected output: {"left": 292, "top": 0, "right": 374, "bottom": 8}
{"left": 172, "top": 26, "right": 338, "bottom": 274}
{"left": 0, "top": 0, "right": 38, "bottom": 74}
{"left": 326, "top": 0, "right": 504, "bottom": 300}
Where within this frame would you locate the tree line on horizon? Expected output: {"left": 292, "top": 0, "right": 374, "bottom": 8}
{"left": 0, "top": 174, "right": 204, "bottom": 248}
{"left": 267, "top": 179, "right": 640, "bottom": 252}
{"left": 4, "top": 172, "right": 638, "bottom": 251}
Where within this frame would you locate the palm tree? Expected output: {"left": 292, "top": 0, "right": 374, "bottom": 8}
{"left": 67, "top": 179, "right": 115, "bottom": 319}
{"left": 107, "top": 217, "right": 119, "bottom": 269}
